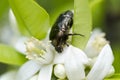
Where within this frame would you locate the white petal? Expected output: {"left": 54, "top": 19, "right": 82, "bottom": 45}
{"left": 54, "top": 47, "right": 68, "bottom": 64}
{"left": 16, "top": 60, "right": 41, "bottom": 80}
{"left": 84, "top": 45, "right": 99, "bottom": 58}
{"left": 38, "top": 64, "right": 53, "bottom": 80}
{"left": 0, "top": 70, "right": 16, "bottom": 80}
{"left": 54, "top": 53, "right": 66, "bottom": 64}
{"left": 14, "top": 37, "right": 27, "bottom": 54}
{"left": 64, "top": 46, "right": 87, "bottom": 80}
{"left": 105, "top": 66, "right": 115, "bottom": 78}
{"left": 87, "top": 44, "right": 114, "bottom": 80}
{"left": 70, "top": 46, "right": 89, "bottom": 65}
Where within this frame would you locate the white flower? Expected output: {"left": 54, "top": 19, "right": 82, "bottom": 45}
{"left": 2, "top": 8, "right": 115, "bottom": 80}
{"left": 54, "top": 45, "right": 89, "bottom": 80}
{"left": 16, "top": 37, "right": 54, "bottom": 80}
{"left": 16, "top": 29, "right": 115, "bottom": 80}
{"left": 16, "top": 37, "right": 89, "bottom": 80}
{"left": 86, "top": 44, "right": 114, "bottom": 80}
{"left": 85, "top": 29, "right": 109, "bottom": 58}
{"left": 85, "top": 29, "right": 115, "bottom": 80}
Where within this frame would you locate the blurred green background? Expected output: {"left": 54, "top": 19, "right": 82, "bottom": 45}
{"left": 0, "top": 0, "right": 120, "bottom": 75}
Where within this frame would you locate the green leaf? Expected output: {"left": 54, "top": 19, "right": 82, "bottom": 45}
{"left": 9, "top": 0, "right": 50, "bottom": 39}
{"left": 112, "top": 46, "right": 120, "bottom": 73}
{"left": 104, "top": 74, "right": 120, "bottom": 80}
{"left": 0, "top": 44, "right": 27, "bottom": 66}
{"left": 109, "top": 0, "right": 120, "bottom": 14}
{"left": 36, "top": 0, "right": 73, "bottom": 25}
{"left": 0, "top": 0, "right": 9, "bottom": 19}
{"left": 90, "top": 0, "right": 105, "bottom": 28}
{"left": 105, "top": 79, "right": 120, "bottom": 80}
{"left": 111, "top": 74, "right": 120, "bottom": 78}
{"left": 72, "top": 0, "right": 92, "bottom": 49}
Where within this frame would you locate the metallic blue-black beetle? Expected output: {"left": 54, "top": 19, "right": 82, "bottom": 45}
{"left": 49, "top": 10, "right": 83, "bottom": 53}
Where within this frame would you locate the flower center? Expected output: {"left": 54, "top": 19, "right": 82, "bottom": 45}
{"left": 92, "top": 33, "right": 109, "bottom": 52}
{"left": 25, "top": 37, "right": 54, "bottom": 64}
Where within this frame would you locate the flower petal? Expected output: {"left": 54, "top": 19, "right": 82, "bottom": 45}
{"left": 53, "top": 53, "right": 66, "bottom": 64}
{"left": 70, "top": 46, "right": 89, "bottom": 66}
{"left": 38, "top": 64, "right": 53, "bottom": 80}
{"left": 86, "top": 44, "right": 114, "bottom": 80}
{"left": 54, "top": 47, "right": 68, "bottom": 64}
{"left": 105, "top": 66, "right": 115, "bottom": 78}
{"left": 14, "top": 37, "right": 27, "bottom": 54}
{"left": 64, "top": 46, "right": 87, "bottom": 80}
{"left": 16, "top": 60, "right": 41, "bottom": 80}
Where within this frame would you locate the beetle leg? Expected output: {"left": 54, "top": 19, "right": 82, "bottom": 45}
{"left": 65, "top": 42, "right": 69, "bottom": 46}
{"left": 68, "top": 33, "right": 84, "bottom": 37}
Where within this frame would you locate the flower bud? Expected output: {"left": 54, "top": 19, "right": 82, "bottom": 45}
{"left": 54, "top": 64, "right": 66, "bottom": 79}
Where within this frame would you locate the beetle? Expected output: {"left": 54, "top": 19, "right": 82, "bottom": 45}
{"left": 49, "top": 10, "right": 83, "bottom": 53}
